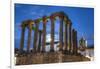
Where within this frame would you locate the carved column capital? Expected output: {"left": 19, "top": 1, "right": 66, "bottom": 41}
{"left": 43, "top": 16, "right": 47, "bottom": 24}
{"left": 67, "top": 19, "right": 72, "bottom": 26}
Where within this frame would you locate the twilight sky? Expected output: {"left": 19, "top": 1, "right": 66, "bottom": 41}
{"left": 15, "top": 3, "right": 94, "bottom": 49}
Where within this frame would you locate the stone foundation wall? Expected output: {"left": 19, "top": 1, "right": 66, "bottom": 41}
{"left": 15, "top": 52, "right": 90, "bottom": 65}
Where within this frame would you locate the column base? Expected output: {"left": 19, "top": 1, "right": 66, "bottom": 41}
{"left": 37, "top": 50, "right": 41, "bottom": 53}
{"left": 59, "top": 48, "right": 63, "bottom": 51}
{"left": 19, "top": 50, "right": 24, "bottom": 54}
{"left": 41, "top": 50, "right": 45, "bottom": 53}
{"left": 72, "top": 51, "right": 78, "bottom": 55}
{"left": 50, "top": 49, "right": 54, "bottom": 52}
{"left": 32, "top": 50, "right": 37, "bottom": 54}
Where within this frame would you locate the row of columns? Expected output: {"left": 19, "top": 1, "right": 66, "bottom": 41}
{"left": 19, "top": 13, "right": 77, "bottom": 54}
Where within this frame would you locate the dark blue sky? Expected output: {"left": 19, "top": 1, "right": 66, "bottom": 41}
{"left": 15, "top": 3, "right": 94, "bottom": 48}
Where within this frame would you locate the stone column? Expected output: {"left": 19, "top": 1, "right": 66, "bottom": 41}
{"left": 50, "top": 16, "right": 55, "bottom": 52}
{"left": 68, "top": 20, "right": 72, "bottom": 53}
{"left": 72, "top": 29, "right": 75, "bottom": 54}
{"left": 38, "top": 30, "right": 42, "bottom": 52}
{"left": 42, "top": 16, "right": 46, "bottom": 52}
{"left": 74, "top": 30, "right": 77, "bottom": 55}
{"left": 72, "top": 29, "right": 77, "bottom": 55}
{"left": 20, "top": 24, "right": 25, "bottom": 53}
{"left": 33, "top": 20, "right": 39, "bottom": 53}
{"left": 64, "top": 17, "right": 68, "bottom": 53}
{"left": 59, "top": 16, "right": 64, "bottom": 51}
{"left": 27, "top": 21, "right": 33, "bottom": 53}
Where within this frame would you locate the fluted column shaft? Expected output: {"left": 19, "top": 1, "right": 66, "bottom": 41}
{"left": 50, "top": 16, "right": 55, "bottom": 52}
{"left": 27, "top": 24, "right": 32, "bottom": 53}
{"left": 64, "top": 18, "right": 68, "bottom": 52}
{"left": 75, "top": 31, "right": 78, "bottom": 54}
{"left": 33, "top": 21, "right": 39, "bottom": 53}
{"left": 38, "top": 30, "right": 42, "bottom": 52}
{"left": 59, "top": 16, "right": 64, "bottom": 51}
{"left": 20, "top": 26, "right": 25, "bottom": 53}
{"left": 72, "top": 29, "right": 77, "bottom": 55}
{"left": 68, "top": 21, "right": 72, "bottom": 53}
{"left": 42, "top": 16, "right": 46, "bottom": 52}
